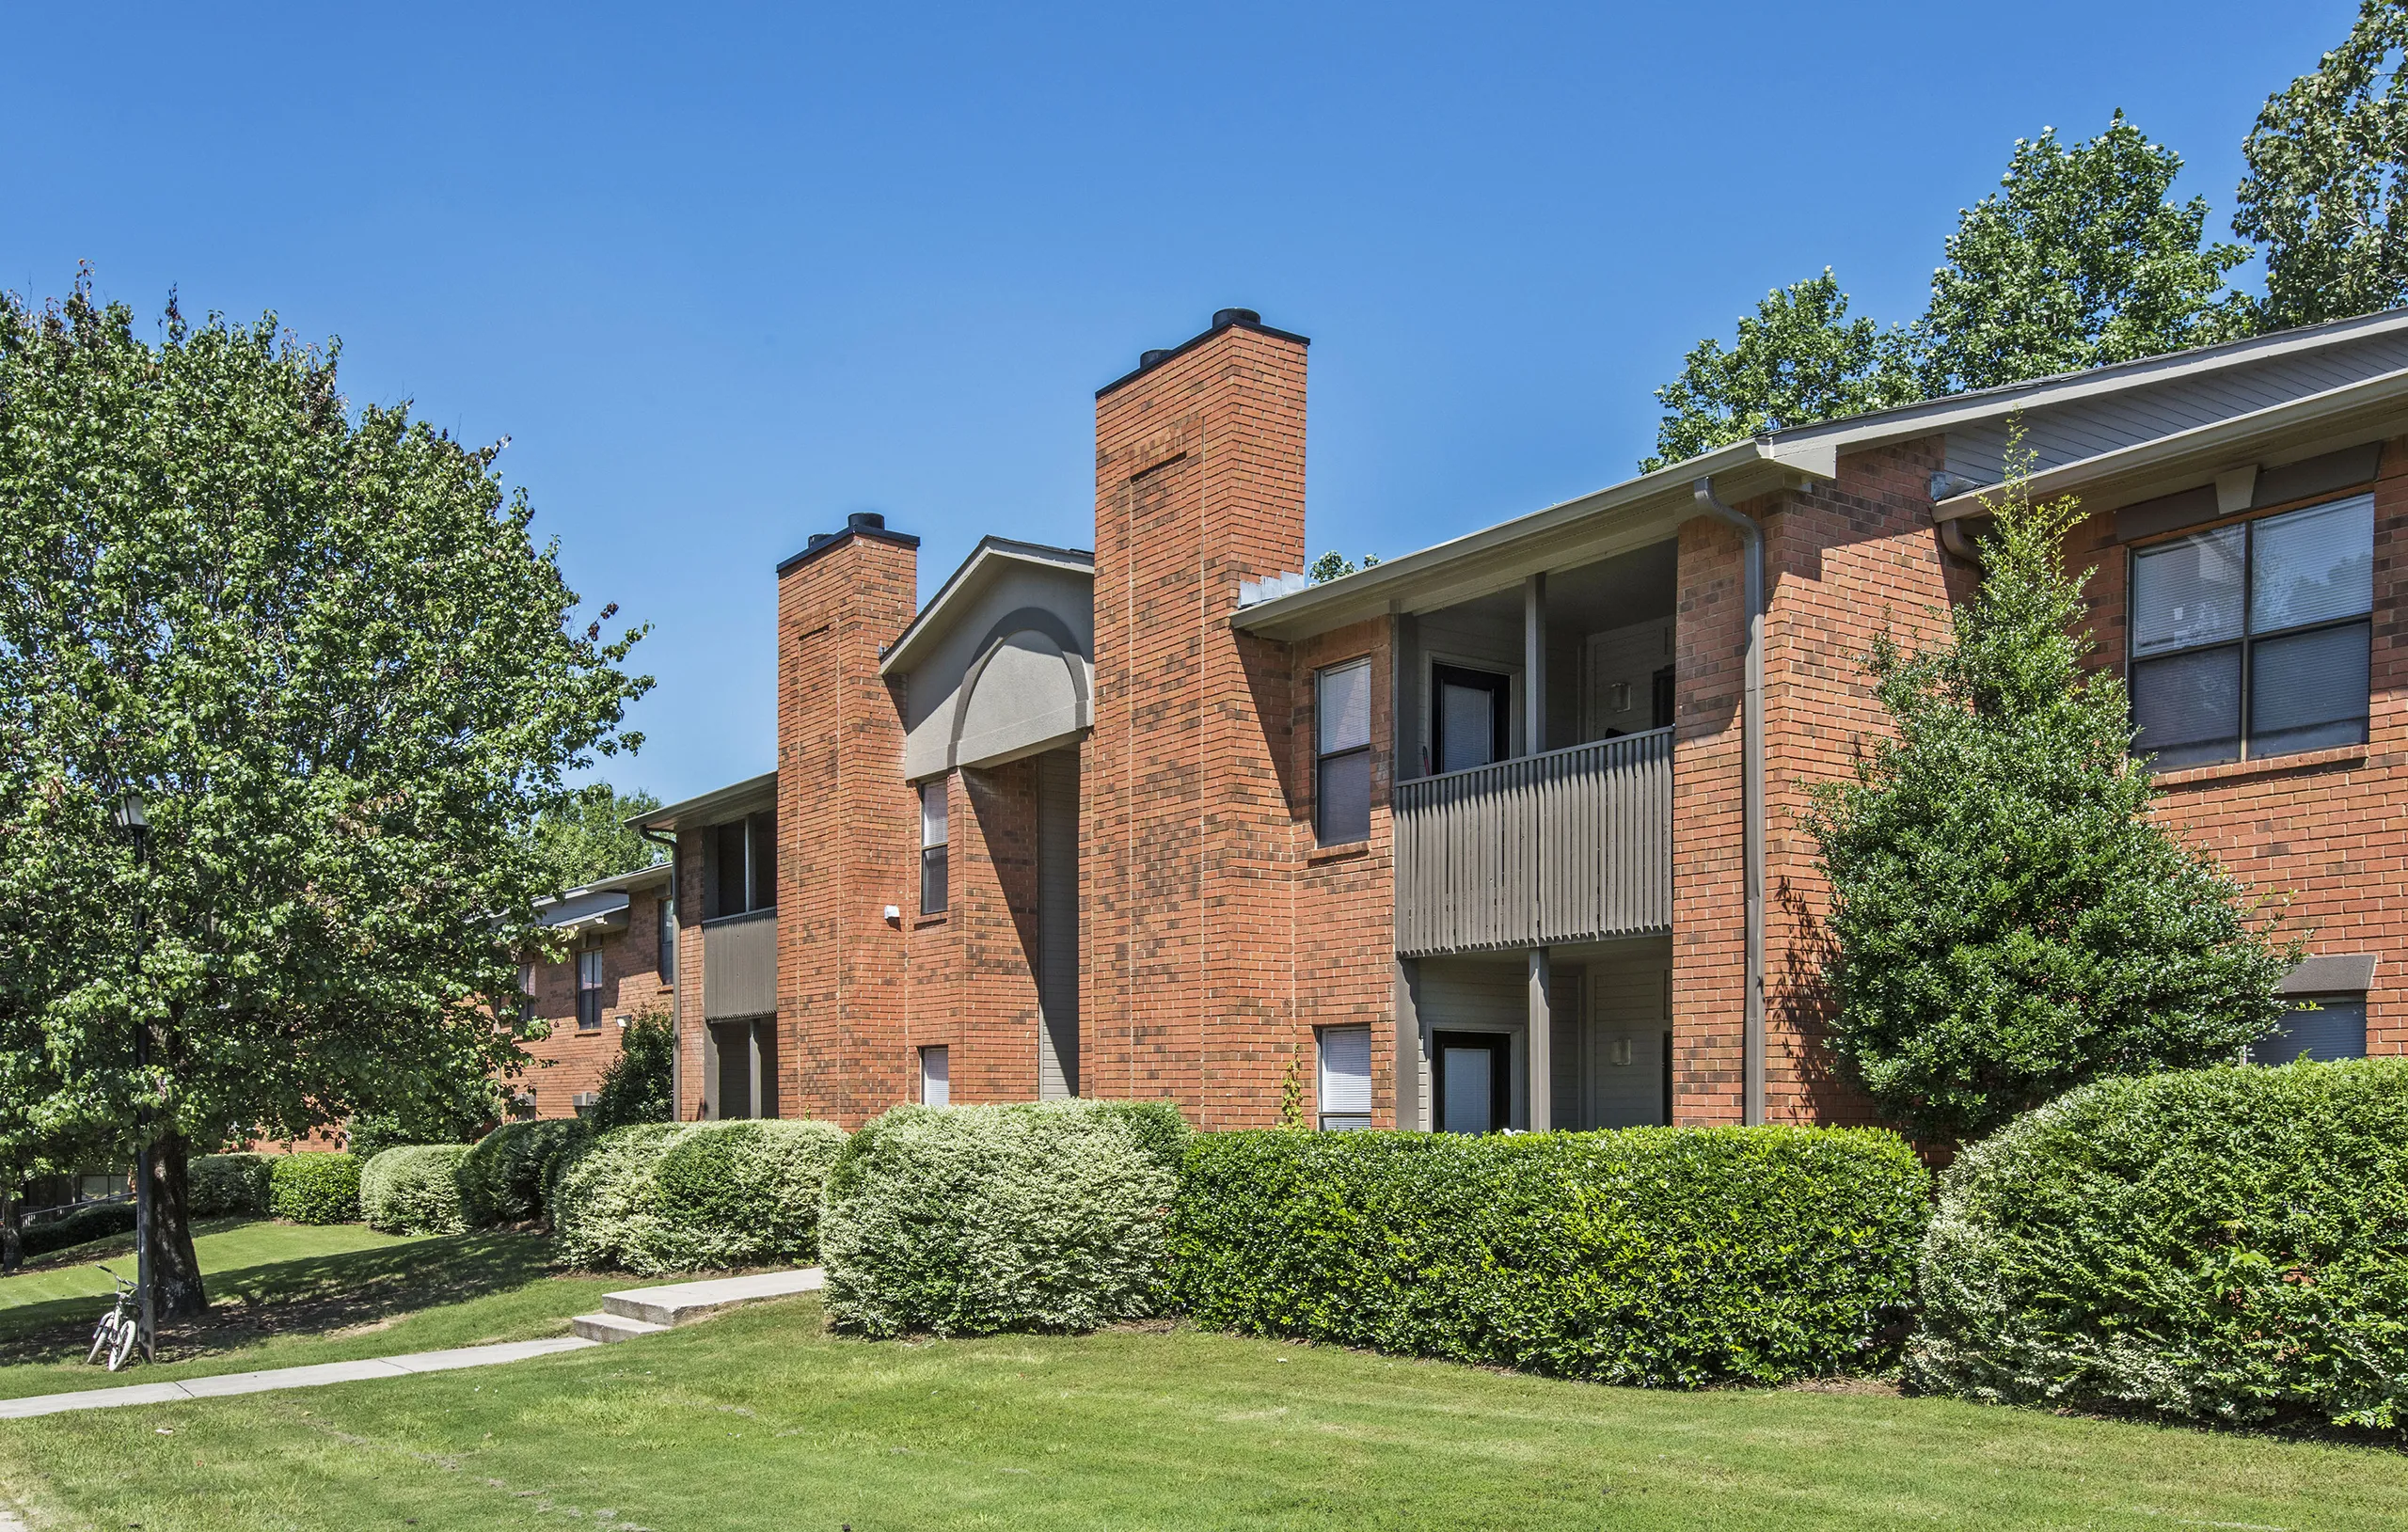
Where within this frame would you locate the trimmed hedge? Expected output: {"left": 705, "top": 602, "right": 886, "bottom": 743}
{"left": 268, "top": 1152, "right": 361, "bottom": 1224}
{"left": 820, "top": 1099, "right": 1188, "bottom": 1337}
{"left": 188, "top": 1153, "right": 274, "bottom": 1217}
{"left": 460, "top": 1119, "right": 591, "bottom": 1226}
{"left": 22, "top": 1200, "right": 136, "bottom": 1258}
{"left": 1166, "top": 1126, "right": 1929, "bottom": 1387}
{"left": 550, "top": 1120, "right": 847, "bottom": 1275}
{"left": 359, "top": 1145, "right": 474, "bottom": 1235}
{"left": 1909, "top": 1059, "right": 2408, "bottom": 1430}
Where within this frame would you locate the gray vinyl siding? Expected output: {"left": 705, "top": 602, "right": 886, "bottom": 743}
{"left": 1946, "top": 330, "right": 2408, "bottom": 484}
{"left": 1036, "top": 747, "right": 1080, "bottom": 1099}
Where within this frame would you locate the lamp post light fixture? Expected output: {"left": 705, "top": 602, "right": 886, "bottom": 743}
{"left": 112, "top": 787, "right": 153, "bottom": 1363}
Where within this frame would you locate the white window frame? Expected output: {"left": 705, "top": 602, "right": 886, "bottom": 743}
{"left": 1316, "top": 1024, "right": 1372, "bottom": 1131}
{"left": 920, "top": 778, "right": 951, "bottom": 915}
{"left": 1315, "top": 658, "right": 1374, "bottom": 845}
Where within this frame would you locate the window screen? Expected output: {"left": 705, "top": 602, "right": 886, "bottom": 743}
{"left": 920, "top": 1044, "right": 950, "bottom": 1107}
{"left": 1317, "top": 1026, "right": 1372, "bottom": 1130}
{"left": 2131, "top": 496, "right": 2372, "bottom": 768}
{"left": 1316, "top": 659, "right": 1372, "bottom": 845}
{"left": 657, "top": 893, "right": 676, "bottom": 981}
{"left": 921, "top": 779, "right": 950, "bottom": 915}
{"left": 2248, "top": 996, "right": 2368, "bottom": 1065}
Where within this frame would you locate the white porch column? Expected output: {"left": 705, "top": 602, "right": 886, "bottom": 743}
{"left": 1527, "top": 947, "right": 1552, "bottom": 1133}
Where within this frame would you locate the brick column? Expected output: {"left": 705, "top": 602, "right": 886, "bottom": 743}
{"left": 775, "top": 519, "right": 920, "bottom": 1127}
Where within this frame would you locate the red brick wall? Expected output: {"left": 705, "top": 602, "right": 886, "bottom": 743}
{"left": 2071, "top": 435, "right": 2408, "bottom": 1056}
{"left": 1673, "top": 438, "right": 1957, "bottom": 1128}
{"left": 1085, "top": 321, "right": 1327, "bottom": 1127}
{"left": 777, "top": 530, "right": 921, "bottom": 1127}
{"left": 514, "top": 886, "right": 676, "bottom": 1119}
{"left": 902, "top": 759, "right": 1047, "bottom": 1102}
{"left": 1290, "top": 619, "right": 1400, "bottom": 1125}
{"left": 673, "top": 830, "right": 709, "bottom": 1120}
{"left": 1687, "top": 429, "right": 2408, "bottom": 1134}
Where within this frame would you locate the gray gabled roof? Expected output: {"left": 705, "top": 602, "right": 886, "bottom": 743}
{"left": 879, "top": 536, "right": 1093, "bottom": 677}
{"left": 1237, "top": 304, "right": 2408, "bottom": 641}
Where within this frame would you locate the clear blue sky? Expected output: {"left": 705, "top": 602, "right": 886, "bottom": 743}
{"left": 1, "top": 1, "right": 2360, "bottom": 803}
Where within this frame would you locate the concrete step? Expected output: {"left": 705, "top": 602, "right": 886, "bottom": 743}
{"left": 571, "top": 1311, "right": 670, "bottom": 1345}
{"left": 600, "top": 1267, "right": 825, "bottom": 1328}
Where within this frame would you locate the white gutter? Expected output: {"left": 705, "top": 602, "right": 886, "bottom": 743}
{"left": 1688, "top": 478, "right": 1766, "bottom": 1129}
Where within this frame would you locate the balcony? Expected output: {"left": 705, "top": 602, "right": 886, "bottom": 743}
{"left": 1393, "top": 727, "right": 1672, "bottom": 958}
{"left": 702, "top": 908, "right": 778, "bottom": 1019}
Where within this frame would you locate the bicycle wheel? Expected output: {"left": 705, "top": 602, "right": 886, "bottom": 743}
{"left": 87, "top": 1313, "right": 119, "bottom": 1366}
{"left": 107, "top": 1315, "right": 137, "bottom": 1371}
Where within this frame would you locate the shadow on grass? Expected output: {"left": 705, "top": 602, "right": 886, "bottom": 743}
{"left": 0, "top": 1230, "right": 555, "bottom": 1366}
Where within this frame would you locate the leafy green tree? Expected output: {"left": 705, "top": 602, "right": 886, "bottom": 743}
{"left": 343, "top": 1074, "right": 506, "bottom": 1161}
{"left": 2234, "top": 0, "right": 2408, "bottom": 329}
{"left": 1802, "top": 450, "right": 2294, "bottom": 1143}
{"left": 1307, "top": 551, "right": 1380, "bottom": 583}
{"left": 1642, "top": 270, "right": 1920, "bottom": 470}
{"left": 1921, "top": 112, "right": 2252, "bottom": 395}
{"left": 530, "top": 782, "right": 664, "bottom": 893}
{"left": 591, "top": 1007, "right": 676, "bottom": 1130}
{"left": 0, "top": 277, "right": 648, "bottom": 1315}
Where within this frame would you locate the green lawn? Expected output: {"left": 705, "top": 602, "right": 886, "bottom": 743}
{"left": 0, "top": 1290, "right": 2402, "bottom": 1530}
{"left": 0, "top": 1219, "right": 618, "bottom": 1400}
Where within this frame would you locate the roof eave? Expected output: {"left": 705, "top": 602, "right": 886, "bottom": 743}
{"left": 1231, "top": 436, "right": 1824, "bottom": 642}
{"left": 1776, "top": 305, "right": 2408, "bottom": 461}
{"left": 1932, "top": 365, "right": 2408, "bottom": 521}
{"left": 626, "top": 769, "right": 780, "bottom": 833}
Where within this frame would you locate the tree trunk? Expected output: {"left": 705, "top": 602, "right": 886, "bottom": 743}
{"left": 146, "top": 1130, "right": 207, "bottom": 1319}
{"left": 0, "top": 1176, "right": 19, "bottom": 1275}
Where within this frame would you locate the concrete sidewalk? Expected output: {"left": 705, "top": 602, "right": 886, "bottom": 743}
{"left": 0, "top": 1335, "right": 598, "bottom": 1421}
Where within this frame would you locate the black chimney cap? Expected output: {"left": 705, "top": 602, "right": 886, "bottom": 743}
{"left": 1138, "top": 348, "right": 1171, "bottom": 368}
{"left": 848, "top": 512, "right": 886, "bottom": 533}
{"left": 1212, "top": 308, "right": 1261, "bottom": 328}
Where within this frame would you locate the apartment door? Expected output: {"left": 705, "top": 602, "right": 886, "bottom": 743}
{"left": 1432, "top": 1031, "right": 1511, "bottom": 1134}
{"left": 1433, "top": 665, "right": 1512, "bottom": 773}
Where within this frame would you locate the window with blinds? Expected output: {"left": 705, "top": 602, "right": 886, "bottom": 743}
{"left": 1317, "top": 1025, "right": 1372, "bottom": 1130}
{"left": 920, "top": 779, "right": 950, "bottom": 915}
{"left": 1316, "top": 658, "right": 1372, "bottom": 845}
{"left": 2131, "top": 495, "right": 2373, "bottom": 769}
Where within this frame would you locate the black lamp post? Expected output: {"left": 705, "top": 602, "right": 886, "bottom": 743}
{"left": 112, "top": 787, "right": 152, "bottom": 1364}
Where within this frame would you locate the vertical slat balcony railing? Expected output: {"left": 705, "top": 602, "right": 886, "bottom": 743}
{"left": 702, "top": 908, "right": 779, "bottom": 1019}
{"left": 1393, "top": 726, "right": 1673, "bottom": 958}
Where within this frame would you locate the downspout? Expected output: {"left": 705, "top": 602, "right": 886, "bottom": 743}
{"left": 1689, "top": 479, "right": 1766, "bottom": 1128}
{"left": 639, "top": 826, "right": 682, "bottom": 1120}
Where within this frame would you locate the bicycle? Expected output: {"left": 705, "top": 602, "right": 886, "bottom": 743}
{"left": 86, "top": 1265, "right": 140, "bottom": 1371}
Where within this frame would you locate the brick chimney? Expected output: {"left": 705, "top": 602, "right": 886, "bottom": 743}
{"left": 1084, "top": 309, "right": 1310, "bottom": 1126}
{"left": 775, "top": 512, "right": 920, "bottom": 1126}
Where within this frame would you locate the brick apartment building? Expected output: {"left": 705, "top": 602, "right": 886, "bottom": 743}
{"left": 629, "top": 305, "right": 2402, "bottom": 1134}
{"left": 510, "top": 863, "right": 677, "bottom": 1119}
